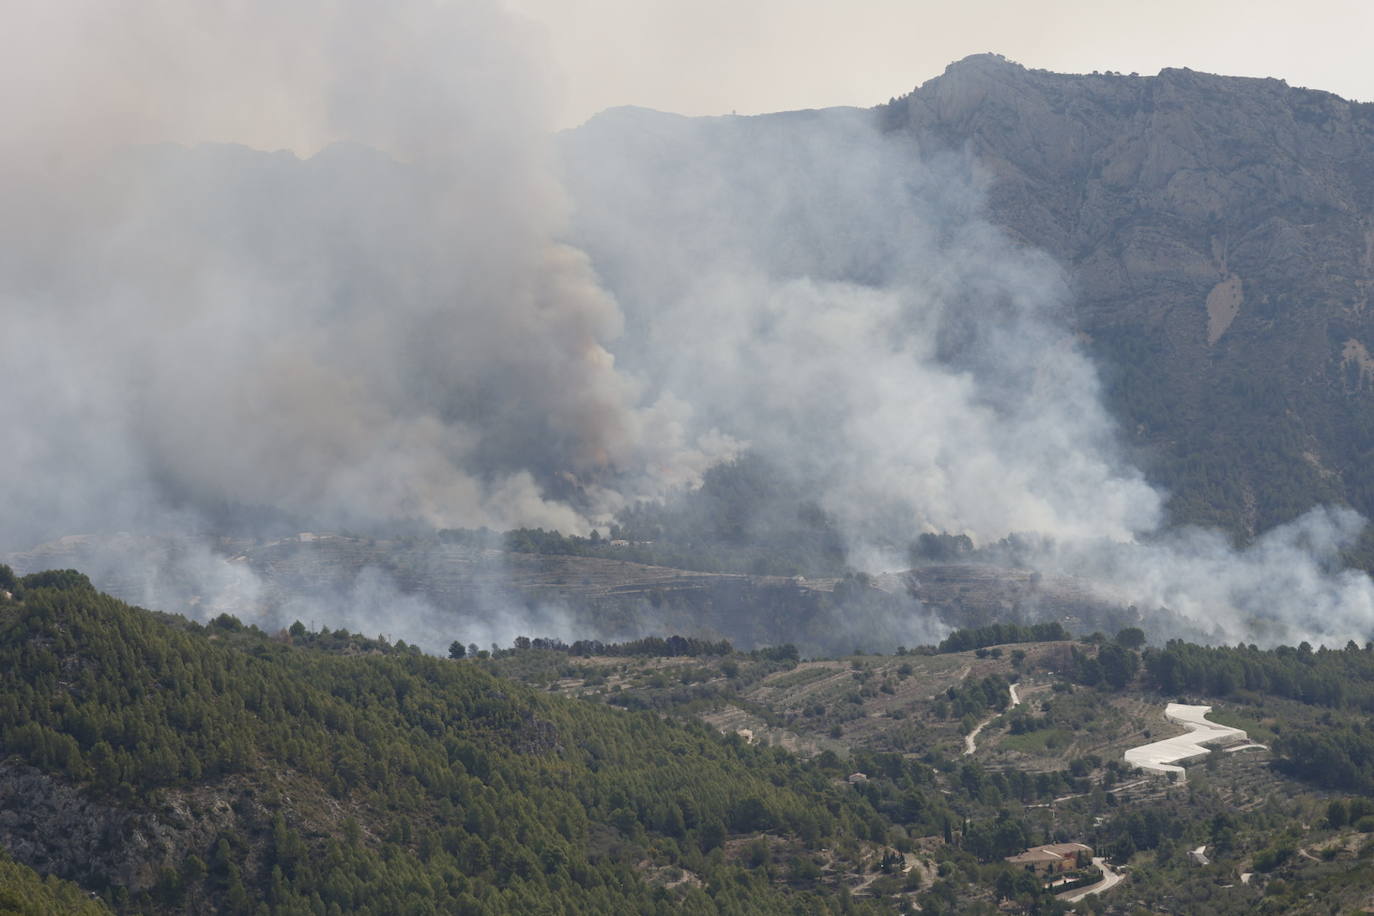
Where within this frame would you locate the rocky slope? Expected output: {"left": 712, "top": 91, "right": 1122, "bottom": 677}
{"left": 887, "top": 55, "right": 1374, "bottom": 535}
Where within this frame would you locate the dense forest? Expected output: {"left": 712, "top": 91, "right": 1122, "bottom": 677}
{"left": 0, "top": 567, "right": 1088, "bottom": 914}
{"left": 936, "top": 623, "right": 1071, "bottom": 654}
{"left": 0, "top": 849, "right": 110, "bottom": 916}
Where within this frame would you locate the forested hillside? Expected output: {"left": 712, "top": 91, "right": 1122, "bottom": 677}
{"left": 0, "top": 849, "right": 110, "bottom": 916}
{"left": 0, "top": 566, "right": 910, "bottom": 914}
{"left": 9, "top": 567, "right": 1374, "bottom": 911}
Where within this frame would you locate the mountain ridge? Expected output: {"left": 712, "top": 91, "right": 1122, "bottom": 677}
{"left": 882, "top": 54, "right": 1374, "bottom": 537}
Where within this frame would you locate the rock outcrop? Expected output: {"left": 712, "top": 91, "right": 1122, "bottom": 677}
{"left": 0, "top": 760, "right": 240, "bottom": 892}
{"left": 886, "top": 55, "right": 1374, "bottom": 535}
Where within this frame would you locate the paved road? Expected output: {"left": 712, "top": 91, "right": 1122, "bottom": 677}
{"left": 963, "top": 682, "right": 1020, "bottom": 755}
{"left": 1061, "top": 858, "right": 1124, "bottom": 902}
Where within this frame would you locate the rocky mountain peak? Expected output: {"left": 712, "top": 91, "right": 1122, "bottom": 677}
{"left": 883, "top": 58, "right": 1374, "bottom": 537}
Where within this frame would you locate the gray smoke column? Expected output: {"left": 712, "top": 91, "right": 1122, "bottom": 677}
{"left": 562, "top": 107, "right": 1162, "bottom": 551}
{"left": 561, "top": 106, "right": 1374, "bottom": 647}
{"left": 0, "top": 0, "right": 725, "bottom": 550}
{"left": 6, "top": 2, "right": 1374, "bottom": 650}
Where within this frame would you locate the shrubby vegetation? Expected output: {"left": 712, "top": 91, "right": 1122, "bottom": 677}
{"left": 1087, "top": 325, "right": 1361, "bottom": 548}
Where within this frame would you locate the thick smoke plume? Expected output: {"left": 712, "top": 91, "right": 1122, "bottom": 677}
{"left": 1, "top": 0, "right": 722, "bottom": 551}
{"left": 3, "top": 3, "right": 1373, "bottom": 650}
{"left": 560, "top": 107, "right": 1374, "bottom": 648}
{"left": 562, "top": 108, "right": 1162, "bottom": 550}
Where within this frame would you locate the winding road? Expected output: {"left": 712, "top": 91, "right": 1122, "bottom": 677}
{"left": 1060, "top": 858, "right": 1124, "bottom": 902}
{"left": 964, "top": 682, "right": 1019, "bottom": 755}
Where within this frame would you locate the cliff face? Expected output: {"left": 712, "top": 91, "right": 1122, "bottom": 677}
{"left": 886, "top": 55, "right": 1374, "bottom": 534}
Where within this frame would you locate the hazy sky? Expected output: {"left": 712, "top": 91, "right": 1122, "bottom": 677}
{"left": 509, "top": 0, "right": 1374, "bottom": 127}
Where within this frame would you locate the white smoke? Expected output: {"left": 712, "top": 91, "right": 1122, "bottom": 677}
{"left": 561, "top": 108, "right": 1162, "bottom": 550}
{"left": 0, "top": 0, "right": 735, "bottom": 549}
{"left": 1041, "top": 506, "right": 1374, "bottom": 646}
{"left": 560, "top": 106, "right": 1374, "bottom": 648}
{"left": 3, "top": 3, "right": 1372, "bottom": 650}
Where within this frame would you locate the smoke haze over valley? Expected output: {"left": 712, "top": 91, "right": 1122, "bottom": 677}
{"left": 6, "top": 4, "right": 1374, "bottom": 651}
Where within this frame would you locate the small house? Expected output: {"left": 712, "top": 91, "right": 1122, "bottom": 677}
{"left": 1005, "top": 842, "right": 1093, "bottom": 876}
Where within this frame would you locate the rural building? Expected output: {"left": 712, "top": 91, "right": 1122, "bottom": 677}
{"left": 1005, "top": 842, "right": 1092, "bottom": 876}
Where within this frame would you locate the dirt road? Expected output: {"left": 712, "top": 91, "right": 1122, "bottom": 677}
{"left": 963, "top": 682, "right": 1019, "bottom": 755}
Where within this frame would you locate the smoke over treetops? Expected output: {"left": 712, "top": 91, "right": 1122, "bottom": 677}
{"left": 2, "top": 2, "right": 1371, "bottom": 649}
